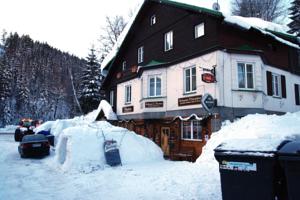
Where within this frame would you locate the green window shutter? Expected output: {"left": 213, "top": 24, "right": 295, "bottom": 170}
{"left": 266, "top": 71, "right": 272, "bottom": 96}
{"left": 281, "top": 75, "right": 286, "bottom": 98}
{"left": 295, "top": 84, "right": 300, "bottom": 105}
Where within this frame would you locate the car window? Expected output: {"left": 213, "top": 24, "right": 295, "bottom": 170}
{"left": 22, "top": 134, "right": 47, "bottom": 142}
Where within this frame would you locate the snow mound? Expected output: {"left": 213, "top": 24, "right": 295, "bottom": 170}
{"left": 198, "top": 112, "right": 300, "bottom": 163}
{"left": 195, "top": 112, "right": 300, "bottom": 200}
{"left": 38, "top": 115, "right": 163, "bottom": 172}
{"left": 84, "top": 100, "right": 117, "bottom": 121}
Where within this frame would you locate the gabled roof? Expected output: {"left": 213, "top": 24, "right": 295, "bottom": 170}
{"left": 101, "top": 0, "right": 300, "bottom": 74}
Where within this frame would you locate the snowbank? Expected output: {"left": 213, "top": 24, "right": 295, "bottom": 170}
{"left": 36, "top": 108, "right": 163, "bottom": 172}
{"left": 195, "top": 112, "right": 300, "bottom": 200}
{"left": 55, "top": 121, "right": 163, "bottom": 172}
{"left": 0, "top": 125, "right": 18, "bottom": 134}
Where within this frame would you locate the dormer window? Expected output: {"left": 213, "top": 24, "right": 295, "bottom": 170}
{"left": 122, "top": 61, "right": 126, "bottom": 71}
{"left": 150, "top": 15, "right": 156, "bottom": 26}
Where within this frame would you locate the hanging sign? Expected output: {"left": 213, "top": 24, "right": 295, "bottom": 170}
{"left": 201, "top": 93, "right": 215, "bottom": 112}
{"left": 202, "top": 73, "right": 215, "bottom": 83}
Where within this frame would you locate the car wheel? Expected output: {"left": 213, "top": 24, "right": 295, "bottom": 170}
{"left": 20, "top": 154, "right": 26, "bottom": 158}
{"left": 14, "top": 129, "right": 21, "bottom": 142}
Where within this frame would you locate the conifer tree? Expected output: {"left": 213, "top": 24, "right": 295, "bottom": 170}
{"left": 288, "top": 0, "right": 300, "bottom": 36}
{"left": 80, "top": 47, "right": 103, "bottom": 114}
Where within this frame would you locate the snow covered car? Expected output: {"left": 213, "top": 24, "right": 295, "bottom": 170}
{"left": 36, "top": 130, "right": 55, "bottom": 146}
{"left": 14, "top": 119, "right": 36, "bottom": 142}
{"left": 18, "top": 134, "right": 50, "bottom": 158}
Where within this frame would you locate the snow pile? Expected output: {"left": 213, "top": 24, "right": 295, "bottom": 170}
{"left": 0, "top": 125, "right": 18, "bottom": 134}
{"left": 195, "top": 112, "right": 300, "bottom": 200}
{"left": 84, "top": 100, "right": 117, "bottom": 121}
{"left": 54, "top": 121, "right": 163, "bottom": 172}
{"left": 36, "top": 102, "right": 163, "bottom": 172}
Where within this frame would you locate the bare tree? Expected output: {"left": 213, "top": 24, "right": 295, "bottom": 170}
{"left": 98, "top": 16, "right": 127, "bottom": 59}
{"left": 231, "top": 0, "right": 288, "bottom": 22}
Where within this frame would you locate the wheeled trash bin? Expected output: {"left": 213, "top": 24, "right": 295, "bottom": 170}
{"left": 278, "top": 141, "right": 300, "bottom": 200}
{"left": 214, "top": 139, "right": 287, "bottom": 200}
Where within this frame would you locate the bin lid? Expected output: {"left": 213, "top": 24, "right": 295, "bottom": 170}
{"left": 278, "top": 141, "right": 300, "bottom": 157}
{"left": 214, "top": 139, "right": 285, "bottom": 154}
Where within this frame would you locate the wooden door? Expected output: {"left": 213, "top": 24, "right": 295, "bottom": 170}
{"left": 161, "top": 127, "right": 170, "bottom": 156}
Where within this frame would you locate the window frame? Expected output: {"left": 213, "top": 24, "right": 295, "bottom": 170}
{"left": 148, "top": 75, "right": 162, "bottom": 97}
{"left": 150, "top": 15, "right": 156, "bottom": 26}
{"left": 125, "top": 85, "right": 132, "bottom": 104}
{"left": 184, "top": 66, "right": 197, "bottom": 94}
{"left": 109, "top": 90, "right": 114, "bottom": 107}
{"left": 181, "top": 120, "right": 202, "bottom": 141}
{"left": 164, "top": 30, "right": 173, "bottom": 52}
{"left": 194, "top": 23, "right": 205, "bottom": 39}
{"left": 138, "top": 46, "right": 144, "bottom": 64}
{"left": 122, "top": 61, "right": 126, "bottom": 71}
{"left": 272, "top": 73, "right": 282, "bottom": 97}
{"left": 237, "top": 62, "right": 255, "bottom": 90}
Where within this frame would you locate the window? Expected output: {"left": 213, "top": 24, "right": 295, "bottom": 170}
{"left": 149, "top": 76, "right": 161, "bottom": 97}
{"left": 122, "top": 61, "right": 126, "bottom": 71}
{"left": 150, "top": 15, "right": 156, "bottom": 26}
{"left": 238, "top": 63, "right": 254, "bottom": 89}
{"left": 125, "top": 85, "right": 132, "bottom": 104}
{"left": 138, "top": 46, "right": 144, "bottom": 63}
{"left": 109, "top": 90, "right": 114, "bottom": 107}
{"left": 164, "top": 31, "right": 173, "bottom": 51}
{"left": 182, "top": 120, "right": 202, "bottom": 140}
{"left": 272, "top": 73, "right": 281, "bottom": 97}
{"left": 195, "top": 23, "right": 204, "bottom": 38}
{"left": 184, "top": 66, "right": 196, "bottom": 93}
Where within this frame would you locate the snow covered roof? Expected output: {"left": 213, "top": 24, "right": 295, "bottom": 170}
{"left": 101, "top": 0, "right": 300, "bottom": 72}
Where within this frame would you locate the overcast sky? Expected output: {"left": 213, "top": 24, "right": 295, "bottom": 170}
{"left": 0, "top": 0, "right": 234, "bottom": 59}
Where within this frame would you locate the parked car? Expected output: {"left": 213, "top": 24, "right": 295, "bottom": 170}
{"left": 18, "top": 134, "right": 50, "bottom": 158}
{"left": 14, "top": 119, "right": 37, "bottom": 142}
{"left": 36, "top": 130, "right": 55, "bottom": 146}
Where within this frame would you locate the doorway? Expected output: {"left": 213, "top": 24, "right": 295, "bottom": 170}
{"left": 161, "top": 127, "right": 170, "bottom": 156}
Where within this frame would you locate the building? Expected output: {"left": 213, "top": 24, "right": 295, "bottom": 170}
{"left": 101, "top": 0, "right": 300, "bottom": 161}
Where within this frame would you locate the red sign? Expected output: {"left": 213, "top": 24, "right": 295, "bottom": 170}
{"left": 202, "top": 73, "right": 215, "bottom": 83}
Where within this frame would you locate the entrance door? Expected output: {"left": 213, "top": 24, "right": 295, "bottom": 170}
{"left": 161, "top": 127, "right": 170, "bottom": 156}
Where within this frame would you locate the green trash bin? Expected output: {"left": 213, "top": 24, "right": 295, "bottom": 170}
{"left": 214, "top": 139, "right": 287, "bottom": 200}
{"left": 278, "top": 141, "right": 300, "bottom": 200}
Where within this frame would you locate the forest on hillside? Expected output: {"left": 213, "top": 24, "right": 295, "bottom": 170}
{"left": 0, "top": 32, "right": 86, "bottom": 126}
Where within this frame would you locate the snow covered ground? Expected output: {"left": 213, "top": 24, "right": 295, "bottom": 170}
{"left": 0, "top": 125, "right": 18, "bottom": 134}
{"left": 1, "top": 111, "right": 300, "bottom": 200}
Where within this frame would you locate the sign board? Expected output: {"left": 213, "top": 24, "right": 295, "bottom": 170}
{"left": 202, "top": 73, "right": 215, "bottom": 83}
{"left": 122, "top": 106, "right": 134, "bottom": 113}
{"left": 178, "top": 95, "right": 202, "bottom": 106}
{"left": 145, "top": 101, "right": 164, "bottom": 108}
{"left": 201, "top": 93, "right": 215, "bottom": 112}
{"left": 220, "top": 161, "right": 257, "bottom": 172}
